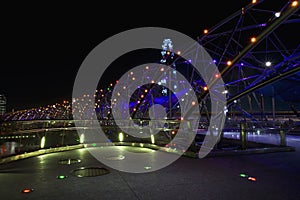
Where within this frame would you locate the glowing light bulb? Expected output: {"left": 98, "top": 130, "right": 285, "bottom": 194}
{"left": 265, "top": 61, "right": 272, "bottom": 67}
{"left": 292, "top": 1, "right": 298, "bottom": 7}
{"left": 275, "top": 12, "right": 281, "bottom": 18}
{"left": 227, "top": 61, "right": 232, "bottom": 66}
{"left": 250, "top": 37, "right": 257, "bottom": 43}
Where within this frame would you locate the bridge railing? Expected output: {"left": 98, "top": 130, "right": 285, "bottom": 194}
{"left": 0, "top": 119, "right": 185, "bottom": 158}
{"left": 0, "top": 118, "right": 292, "bottom": 158}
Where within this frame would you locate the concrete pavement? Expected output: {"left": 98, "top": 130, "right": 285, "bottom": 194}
{"left": 1, "top": 138, "right": 300, "bottom": 200}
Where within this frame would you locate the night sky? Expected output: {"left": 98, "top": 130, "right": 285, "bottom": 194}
{"left": 0, "top": 1, "right": 265, "bottom": 111}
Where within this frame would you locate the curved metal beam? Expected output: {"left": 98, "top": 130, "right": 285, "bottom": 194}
{"left": 227, "top": 65, "right": 300, "bottom": 105}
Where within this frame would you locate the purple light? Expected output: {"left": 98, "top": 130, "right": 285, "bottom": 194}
{"left": 241, "top": 63, "right": 244, "bottom": 66}
{"left": 213, "top": 59, "right": 217, "bottom": 63}
{"left": 261, "top": 23, "right": 267, "bottom": 27}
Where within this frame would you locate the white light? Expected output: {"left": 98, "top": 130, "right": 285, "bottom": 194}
{"left": 151, "top": 134, "right": 155, "bottom": 144}
{"left": 118, "top": 132, "right": 124, "bottom": 142}
{"left": 275, "top": 12, "right": 281, "bottom": 18}
{"left": 222, "top": 90, "right": 228, "bottom": 94}
{"left": 224, "top": 106, "right": 228, "bottom": 114}
{"left": 79, "top": 134, "right": 85, "bottom": 144}
{"left": 40, "top": 136, "right": 46, "bottom": 149}
{"left": 265, "top": 61, "right": 272, "bottom": 67}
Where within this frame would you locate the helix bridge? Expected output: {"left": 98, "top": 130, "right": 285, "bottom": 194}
{"left": 1, "top": 0, "right": 300, "bottom": 157}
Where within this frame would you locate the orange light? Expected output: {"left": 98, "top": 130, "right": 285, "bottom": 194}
{"left": 166, "top": 51, "right": 171, "bottom": 55}
{"left": 250, "top": 37, "right": 257, "bottom": 43}
{"left": 227, "top": 61, "right": 232, "bottom": 66}
{"left": 248, "top": 177, "right": 257, "bottom": 181}
{"left": 192, "top": 101, "right": 196, "bottom": 106}
{"left": 203, "top": 86, "right": 208, "bottom": 91}
{"left": 215, "top": 73, "right": 220, "bottom": 78}
{"left": 252, "top": 0, "right": 257, "bottom": 4}
{"left": 292, "top": 1, "right": 298, "bottom": 7}
{"left": 177, "top": 51, "right": 181, "bottom": 55}
{"left": 22, "top": 189, "right": 33, "bottom": 193}
{"left": 203, "top": 29, "right": 209, "bottom": 34}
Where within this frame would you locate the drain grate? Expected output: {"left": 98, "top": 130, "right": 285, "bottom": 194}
{"left": 71, "top": 167, "right": 110, "bottom": 177}
{"left": 58, "top": 158, "right": 81, "bottom": 165}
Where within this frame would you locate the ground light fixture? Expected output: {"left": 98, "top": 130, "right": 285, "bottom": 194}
{"left": 56, "top": 175, "right": 67, "bottom": 179}
{"left": 21, "top": 188, "right": 34, "bottom": 193}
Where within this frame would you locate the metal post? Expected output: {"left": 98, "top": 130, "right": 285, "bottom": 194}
{"left": 186, "top": 120, "right": 197, "bottom": 153}
{"left": 280, "top": 124, "right": 286, "bottom": 147}
{"left": 240, "top": 122, "right": 247, "bottom": 150}
{"left": 272, "top": 96, "right": 276, "bottom": 121}
{"left": 272, "top": 86, "right": 276, "bottom": 121}
{"left": 260, "top": 93, "right": 265, "bottom": 121}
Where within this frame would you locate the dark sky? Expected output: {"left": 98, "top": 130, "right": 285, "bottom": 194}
{"left": 0, "top": 2, "right": 248, "bottom": 111}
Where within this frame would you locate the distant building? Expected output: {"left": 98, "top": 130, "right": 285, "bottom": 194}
{"left": 0, "top": 95, "right": 6, "bottom": 115}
